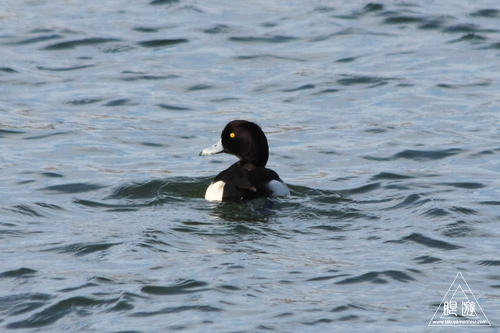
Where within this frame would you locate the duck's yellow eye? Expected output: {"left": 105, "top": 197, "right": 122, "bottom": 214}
{"left": 230, "top": 132, "right": 235, "bottom": 138}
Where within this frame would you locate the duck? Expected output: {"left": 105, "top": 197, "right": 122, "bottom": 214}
{"left": 200, "top": 120, "right": 290, "bottom": 202}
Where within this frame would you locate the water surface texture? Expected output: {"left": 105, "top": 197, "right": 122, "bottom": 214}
{"left": 1, "top": 0, "right": 500, "bottom": 331}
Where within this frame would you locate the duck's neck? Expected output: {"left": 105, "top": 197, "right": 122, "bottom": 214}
{"left": 238, "top": 158, "right": 267, "bottom": 170}
{"left": 244, "top": 146, "right": 268, "bottom": 168}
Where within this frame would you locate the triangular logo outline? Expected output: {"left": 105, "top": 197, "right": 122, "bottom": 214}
{"left": 429, "top": 271, "right": 491, "bottom": 326}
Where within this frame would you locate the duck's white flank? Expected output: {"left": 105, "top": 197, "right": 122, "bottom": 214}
{"left": 205, "top": 180, "right": 225, "bottom": 201}
{"left": 267, "top": 180, "right": 290, "bottom": 197}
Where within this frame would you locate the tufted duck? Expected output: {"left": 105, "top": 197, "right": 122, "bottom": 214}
{"left": 200, "top": 120, "right": 290, "bottom": 201}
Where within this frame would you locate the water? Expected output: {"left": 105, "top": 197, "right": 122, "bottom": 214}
{"left": 1, "top": 0, "right": 499, "bottom": 331}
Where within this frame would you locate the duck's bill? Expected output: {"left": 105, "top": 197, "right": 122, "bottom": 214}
{"left": 200, "top": 139, "right": 224, "bottom": 156}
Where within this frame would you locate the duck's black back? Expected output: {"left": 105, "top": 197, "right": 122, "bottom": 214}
{"left": 214, "top": 162, "right": 281, "bottom": 201}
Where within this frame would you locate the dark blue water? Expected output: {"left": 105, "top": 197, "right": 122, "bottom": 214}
{"left": 1, "top": 0, "right": 499, "bottom": 331}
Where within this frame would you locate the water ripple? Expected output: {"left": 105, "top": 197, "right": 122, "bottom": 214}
{"left": 141, "top": 279, "right": 210, "bottom": 295}
{"left": 44, "top": 38, "right": 122, "bottom": 50}
{"left": 7, "top": 205, "right": 44, "bottom": 217}
{"left": 228, "top": 35, "right": 298, "bottom": 44}
{"left": 336, "top": 270, "right": 417, "bottom": 285}
{"left": 137, "top": 38, "right": 188, "bottom": 48}
{"left": 413, "top": 256, "right": 441, "bottom": 264}
{"left": 337, "top": 75, "right": 397, "bottom": 87}
{"left": 477, "top": 260, "right": 500, "bottom": 266}
{"left": 204, "top": 24, "right": 231, "bottom": 35}
{"left": 40, "top": 183, "right": 106, "bottom": 194}
{"left": 383, "top": 16, "right": 426, "bottom": 25}
{"left": 150, "top": 0, "right": 180, "bottom": 5}
{"left": 470, "top": 9, "right": 500, "bottom": 18}
{"left": 37, "top": 64, "right": 95, "bottom": 72}
{"left": 6, "top": 296, "right": 119, "bottom": 329}
{"left": 44, "top": 242, "right": 122, "bottom": 256}
{"left": 386, "top": 232, "right": 462, "bottom": 250}
{"left": 364, "top": 148, "right": 465, "bottom": 161}
{"left": 0, "top": 268, "right": 37, "bottom": 279}
{"left": 157, "top": 103, "right": 192, "bottom": 111}
{"left": 442, "top": 23, "right": 499, "bottom": 34}
{"left": 386, "top": 193, "right": 430, "bottom": 210}
{"left": 0, "top": 129, "right": 25, "bottom": 137}
{"left": 0, "top": 293, "right": 53, "bottom": 318}
{"left": 130, "top": 305, "right": 222, "bottom": 317}
{"left": 441, "top": 220, "right": 474, "bottom": 238}
{"left": 9, "top": 34, "right": 63, "bottom": 46}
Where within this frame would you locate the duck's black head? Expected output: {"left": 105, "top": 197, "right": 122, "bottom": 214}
{"left": 200, "top": 120, "right": 269, "bottom": 167}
